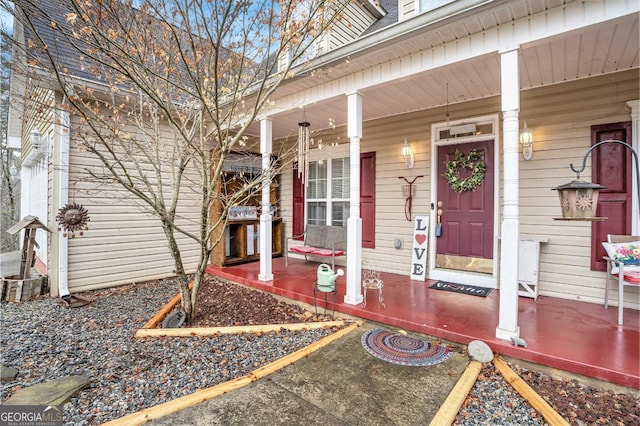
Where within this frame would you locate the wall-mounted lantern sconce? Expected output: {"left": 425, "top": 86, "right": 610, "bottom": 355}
{"left": 30, "top": 130, "right": 42, "bottom": 149}
{"left": 519, "top": 121, "right": 533, "bottom": 160}
{"left": 402, "top": 138, "right": 415, "bottom": 169}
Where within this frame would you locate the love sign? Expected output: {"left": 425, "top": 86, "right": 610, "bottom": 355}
{"left": 410, "top": 215, "right": 429, "bottom": 280}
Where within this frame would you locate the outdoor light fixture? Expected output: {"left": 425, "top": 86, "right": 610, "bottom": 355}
{"left": 30, "top": 130, "right": 41, "bottom": 149}
{"left": 520, "top": 122, "right": 533, "bottom": 160}
{"left": 402, "top": 138, "right": 415, "bottom": 169}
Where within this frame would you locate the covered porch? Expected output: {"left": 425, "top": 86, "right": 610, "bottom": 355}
{"left": 206, "top": 258, "right": 639, "bottom": 390}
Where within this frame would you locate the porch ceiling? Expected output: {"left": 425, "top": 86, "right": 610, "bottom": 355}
{"left": 247, "top": 9, "right": 638, "bottom": 141}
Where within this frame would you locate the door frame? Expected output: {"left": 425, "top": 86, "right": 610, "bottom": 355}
{"left": 429, "top": 114, "right": 500, "bottom": 288}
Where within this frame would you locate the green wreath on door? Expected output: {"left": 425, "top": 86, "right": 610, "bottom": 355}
{"left": 443, "top": 149, "right": 486, "bottom": 193}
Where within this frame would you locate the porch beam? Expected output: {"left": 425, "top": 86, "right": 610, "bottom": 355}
{"left": 496, "top": 48, "right": 520, "bottom": 341}
{"left": 258, "top": 118, "right": 274, "bottom": 282}
{"left": 269, "top": 1, "right": 638, "bottom": 114}
{"left": 345, "top": 92, "right": 363, "bottom": 305}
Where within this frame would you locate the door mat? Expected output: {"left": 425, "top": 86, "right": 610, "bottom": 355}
{"left": 361, "top": 328, "right": 452, "bottom": 366}
{"left": 429, "top": 281, "right": 492, "bottom": 297}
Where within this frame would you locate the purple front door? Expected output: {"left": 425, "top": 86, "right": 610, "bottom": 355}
{"left": 436, "top": 141, "right": 494, "bottom": 273}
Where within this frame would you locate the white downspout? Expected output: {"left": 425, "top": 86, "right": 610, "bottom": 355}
{"left": 344, "top": 92, "right": 363, "bottom": 305}
{"left": 496, "top": 47, "right": 521, "bottom": 341}
{"left": 57, "top": 110, "right": 70, "bottom": 297}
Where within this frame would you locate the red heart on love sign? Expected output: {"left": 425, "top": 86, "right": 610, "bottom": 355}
{"left": 415, "top": 234, "right": 427, "bottom": 245}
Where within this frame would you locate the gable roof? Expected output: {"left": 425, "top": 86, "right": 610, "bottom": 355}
{"left": 362, "top": 0, "right": 398, "bottom": 36}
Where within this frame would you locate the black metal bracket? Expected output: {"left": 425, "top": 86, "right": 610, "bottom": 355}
{"left": 570, "top": 139, "right": 639, "bottom": 209}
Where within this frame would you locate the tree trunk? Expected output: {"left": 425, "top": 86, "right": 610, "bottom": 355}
{"left": 161, "top": 221, "right": 193, "bottom": 319}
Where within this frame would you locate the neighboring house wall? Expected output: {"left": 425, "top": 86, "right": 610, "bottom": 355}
{"left": 279, "top": 69, "right": 639, "bottom": 310}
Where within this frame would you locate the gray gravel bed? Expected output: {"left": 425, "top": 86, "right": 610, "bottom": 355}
{"left": 455, "top": 363, "right": 547, "bottom": 425}
{"left": 0, "top": 279, "right": 334, "bottom": 425}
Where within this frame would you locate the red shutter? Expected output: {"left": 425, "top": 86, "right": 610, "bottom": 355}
{"left": 590, "top": 122, "right": 632, "bottom": 271}
{"left": 292, "top": 165, "right": 305, "bottom": 240}
{"left": 360, "top": 152, "right": 376, "bottom": 248}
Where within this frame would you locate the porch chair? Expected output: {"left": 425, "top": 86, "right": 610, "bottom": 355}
{"left": 602, "top": 234, "right": 640, "bottom": 325}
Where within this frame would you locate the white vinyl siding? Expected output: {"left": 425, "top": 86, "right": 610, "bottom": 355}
{"left": 278, "top": 1, "right": 379, "bottom": 71}
{"left": 515, "top": 70, "right": 638, "bottom": 309}
{"left": 63, "top": 116, "right": 201, "bottom": 292}
{"left": 399, "top": 0, "right": 416, "bottom": 21}
{"left": 326, "top": 2, "right": 379, "bottom": 51}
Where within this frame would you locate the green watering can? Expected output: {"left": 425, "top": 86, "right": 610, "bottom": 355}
{"left": 316, "top": 264, "right": 344, "bottom": 291}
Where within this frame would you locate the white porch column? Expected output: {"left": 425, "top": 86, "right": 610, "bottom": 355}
{"left": 345, "top": 92, "right": 363, "bottom": 305}
{"left": 496, "top": 48, "right": 521, "bottom": 341}
{"left": 258, "top": 117, "right": 274, "bottom": 281}
{"left": 626, "top": 100, "right": 640, "bottom": 232}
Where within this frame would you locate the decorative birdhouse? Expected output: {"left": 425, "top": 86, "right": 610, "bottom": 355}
{"left": 552, "top": 180, "right": 606, "bottom": 220}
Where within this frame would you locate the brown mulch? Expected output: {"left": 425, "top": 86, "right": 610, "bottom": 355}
{"left": 184, "top": 276, "right": 639, "bottom": 425}
{"left": 188, "top": 276, "right": 334, "bottom": 327}
{"left": 509, "top": 363, "right": 639, "bottom": 425}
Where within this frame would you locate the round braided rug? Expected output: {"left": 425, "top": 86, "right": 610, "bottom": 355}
{"left": 361, "top": 328, "right": 452, "bottom": 366}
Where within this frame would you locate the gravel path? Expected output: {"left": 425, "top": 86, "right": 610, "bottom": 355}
{"left": 455, "top": 364, "right": 546, "bottom": 425}
{"left": 1, "top": 276, "right": 638, "bottom": 425}
{"left": 0, "top": 279, "right": 336, "bottom": 425}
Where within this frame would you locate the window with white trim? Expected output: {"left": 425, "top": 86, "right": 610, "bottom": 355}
{"left": 306, "top": 157, "right": 350, "bottom": 227}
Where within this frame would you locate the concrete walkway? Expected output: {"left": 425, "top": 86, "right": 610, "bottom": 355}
{"left": 152, "top": 322, "right": 468, "bottom": 425}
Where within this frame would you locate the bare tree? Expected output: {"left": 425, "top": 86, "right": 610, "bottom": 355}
{"left": 0, "top": 28, "right": 20, "bottom": 252}
{"left": 5, "top": 0, "right": 349, "bottom": 319}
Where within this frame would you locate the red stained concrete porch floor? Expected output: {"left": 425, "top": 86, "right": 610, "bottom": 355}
{"left": 206, "top": 257, "right": 639, "bottom": 389}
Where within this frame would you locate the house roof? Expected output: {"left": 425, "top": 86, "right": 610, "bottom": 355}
{"left": 18, "top": 0, "right": 242, "bottom": 97}
{"left": 361, "top": 0, "right": 398, "bottom": 36}
{"left": 19, "top": 0, "right": 100, "bottom": 83}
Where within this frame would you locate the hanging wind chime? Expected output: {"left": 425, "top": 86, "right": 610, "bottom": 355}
{"left": 297, "top": 112, "right": 311, "bottom": 185}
